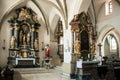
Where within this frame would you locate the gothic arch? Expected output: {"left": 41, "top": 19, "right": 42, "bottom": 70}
{"left": 0, "top": 0, "right": 48, "bottom": 34}
{"left": 97, "top": 24, "right": 120, "bottom": 58}
{"left": 50, "top": 14, "right": 60, "bottom": 41}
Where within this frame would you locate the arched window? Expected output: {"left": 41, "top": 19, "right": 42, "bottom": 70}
{"left": 107, "top": 35, "right": 117, "bottom": 51}
{"left": 111, "top": 36, "right": 117, "bottom": 50}
{"left": 105, "top": 0, "right": 112, "bottom": 15}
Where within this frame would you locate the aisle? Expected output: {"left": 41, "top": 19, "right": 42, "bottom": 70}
{"left": 13, "top": 68, "right": 71, "bottom": 80}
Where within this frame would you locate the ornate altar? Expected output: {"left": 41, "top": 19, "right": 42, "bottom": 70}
{"left": 69, "top": 12, "right": 97, "bottom": 78}
{"left": 55, "top": 19, "right": 63, "bottom": 61}
{"left": 8, "top": 7, "right": 40, "bottom": 67}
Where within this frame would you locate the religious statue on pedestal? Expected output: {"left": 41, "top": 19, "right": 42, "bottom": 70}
{"left": 34, "top": 39, "right": 39, "bottom": 50}
{"left": 18, "top": 8, "right": 28, "bottom": 21}
{"left": 45, "top": 44, "right": 50, "bottom": 58}
{"left": 27, "top": 33, "right": 30, "bottom": 45}
{"left": 10, "top": 36, "right": 16, "bottom": 49}
{"left": 23, "top": 35, "right": 26, "bottom": 44}
{"left": 74, "top": 40, "right": 80, "bottom": 54}
{"left": 19, "top": 31, "right": 23, "bottom": 45}
{"left": 22, "top": 51, "right": 28, "bottom": 58}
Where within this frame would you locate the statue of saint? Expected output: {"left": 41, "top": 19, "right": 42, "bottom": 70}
{"left": 74, "top": 40, "right": 80, "bottom": 54}
{"left": 22, "top": 25, "right": 28, "bottom": 34}
{"left": 73, "top": 14, "right": 79, "bottom": 21}
{"left": 23, "top": 35, "right": 26, "bottom": 44}
{"left": 19, "top": 31, "right": 23, "bottom": 45}
{"left": 45, "top": 44, "right": 50, "bottom": 58}
{"left": 10, "top": 36, "right": 15, "bottom": 49}
{"left": 18, "top": 8, "right": 28, "bottom": 21}
{"left": 34, "top": 39, "right": 38, "bottom": 50}
{"left": 33, "top": 16, "right": 39, "bottom": 23}
{"left": 22, "top": 51, "right": 28, "bottom": 58}
{"left": 90, "top": 42, "right": 95, "bottom": 53}
{"left": 27, "top": 33, "right": 30, "bottom": 45}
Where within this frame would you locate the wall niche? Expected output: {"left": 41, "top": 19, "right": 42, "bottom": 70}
{"left": 8, "top": 7, "right": 40, "bottom": 68}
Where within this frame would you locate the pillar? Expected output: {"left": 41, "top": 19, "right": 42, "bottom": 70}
{"left": 14, "top": 23, "right": 19, "bottom": 49}
{"left": 31, "top": 25, "right": 35, "bottom": 49}
{"left": 9, "top": 26, "right": 14, "bottom": 48}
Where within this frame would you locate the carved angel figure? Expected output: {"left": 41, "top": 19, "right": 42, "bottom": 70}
{"left": 18, "top": 8, "right": 28, "bottom": 21}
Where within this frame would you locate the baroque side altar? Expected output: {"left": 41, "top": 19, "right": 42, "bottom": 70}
{"left": 8, "top": 7, "right": 40, "bottom": 67}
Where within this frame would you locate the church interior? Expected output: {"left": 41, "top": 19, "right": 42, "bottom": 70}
{"left": 0, "top": 0, "right": 120, "bottom": 80}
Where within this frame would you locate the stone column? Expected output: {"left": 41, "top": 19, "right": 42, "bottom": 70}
{"left": 31, "top": 25, "right": 35, "bottom": 49}
{"left": 14, "top": 23, "right": 19, "bottom": 49}
{"left": 9, "top": 26, "right": 14, "bottom": 48}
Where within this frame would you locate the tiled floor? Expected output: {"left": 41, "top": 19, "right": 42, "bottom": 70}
{"left": 14, "top": 68, "right": 72, "bottom": 80}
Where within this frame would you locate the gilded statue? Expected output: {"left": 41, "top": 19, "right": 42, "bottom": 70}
{"left": 73, "top": 14, "right": 79, "bottom": 21}
{"left": 18, "top": 8, "right": 28, "bottom": 21}
{"left": 27, "top": 33, "right": 30, "bottom": 45}
{"left": 19, "top": 31, "right": 23, "bottom": 45}
{"left": 33, "top": 16, "right": 39, "bottom": 23}
{"left": 22, "top": 51, "right": 28, "bottom": 58}
{"left": 90, "top": 42, "right": 95, "bottom": 53}
{"left": 34, "top": 39, "right": 38, "bottom": 50}
{"left": 23, "top": 35, "right": 26, "bottom": 44}
{"left": 80, "top": 12, "right": 87, "bottom": 25}
{"left": 10, "top": 36, "right": 15, "bottom": 49}
{"left": 22, "top": 25, "right": 28, "bottom": 34}
{"left": 74, "top": 40, "right": 80, "bottom": 54}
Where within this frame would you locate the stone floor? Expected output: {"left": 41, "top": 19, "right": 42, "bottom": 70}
{"left": 13, "top": 66, "right": 117, "bottom": 80}
{"left": 14, "top": 68, "right": 73, "bottom": 80}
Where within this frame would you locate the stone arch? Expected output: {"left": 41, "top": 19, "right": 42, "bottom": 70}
{"left": 49, "top": 8, "right": 65, "bottom": 41}
{"left": 97, "top": 24, "right": 120, "bottom": 58}
{"left": 0, "top": 0, "right": 48, "bottom": 33}
{"left": 0, "top": 1, "right": 49, "bottom": 67}
{"left": 49, "top": 9, "right": 66, "bottom": 30}
{"left": 50, "top": 14, "right": 60, "bottom": 41}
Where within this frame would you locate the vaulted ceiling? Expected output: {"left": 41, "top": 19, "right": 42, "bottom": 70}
{"left": 0, "top": 0, "right": 119, "bottom": 34}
